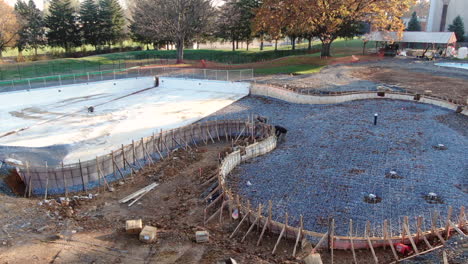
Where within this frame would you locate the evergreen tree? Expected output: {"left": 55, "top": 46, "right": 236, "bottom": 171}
{"left": 98, "top": 0, "right": 125, "bottom": 48}
{"left": 448, "top": 16, "right": 465, "bottom": 42}
{"left": 14, "top": 0, "right": 46, "bottom": 56}
{"left": 406, "top": 11, "right": 421, "bottom": 31}
{"left": 45, "top": 0, "right": 81, "bottom": 52}
{"left": 80, "top": 0, "right": 100, "bottom": 48}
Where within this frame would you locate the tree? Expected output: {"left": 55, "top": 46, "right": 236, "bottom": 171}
{"left": 80, "top": 0, "right": 100, "bottom": 48}
{"left": 217, "top": 0, "right": 243, "bottom": 51}
{"left": 0, "top": 0, "right": 19, "bottom": 59}
{"left": 98, "top": 0, "right": 126, "bottom": 48}
{"left": 407, "top": 12, "right": 422, "bottom": 31}
{"left": 254, "top": 0, "right": 415, "bottom": 57}
{"left": 448, "top": 16, "right": 465, "bottom": 42}
{"left": 45, "top": 0, "right": 81, "bottom": 53}
{"left": 132, "top": 0, "right": 214, "bottom": 63}
{"left": 14, "top": 0, "right": 46, "bottom": 57}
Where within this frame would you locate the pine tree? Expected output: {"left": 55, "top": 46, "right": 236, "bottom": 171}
{"left": 406, "top": 12, "right": 421, "bottom": 31}
{"left": 15, "top": 0, "right": 46, "bottom": 56}
{"left": 98, "top": 0, "right": 125, "bottom": 48}
{"left": 46, "top": 0, "right": 81, "bottom": 53}
{"left": 80, "top": 0, "right": 100, "bottom": 48}
{"left": 448, "top": 16, "right": 465, "bottom": 42}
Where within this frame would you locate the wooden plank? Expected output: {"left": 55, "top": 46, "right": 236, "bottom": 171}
{"left": 292, "top": 215, "right": 303, "bottom": 257}
{"left": 119, "top": 183, "right": 158, "bottom": 203}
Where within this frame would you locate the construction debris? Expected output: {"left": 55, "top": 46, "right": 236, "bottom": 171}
{"left": 139, "top": 225, "right": 157, "bottom": 243}
{"left": 304, "top": 253, "right": 323, "bottom": 264}
{"left": 195, "top": 230, "right": 209, "bottom": 243}
{"left": 125, "top": 219, "right": 143, "bottom": 234}
{"left": 119, "top": 183, "right": 159, "bottom": 206}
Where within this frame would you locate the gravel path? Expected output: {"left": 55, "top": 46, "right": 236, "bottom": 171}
{"left": 202, "top": 96, "right": 468, "bottom": 236}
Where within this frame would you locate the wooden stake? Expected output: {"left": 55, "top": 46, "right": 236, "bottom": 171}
{"left": 44, "top": 162, "right": 49, "bottom": 200}
{"left": 79, "top": 159, "right": 86, "bottom": 192}
{"left": 330, "top": 218, "right": 335, "bottom": 264}
{"left": 121, "top": 145, "right": 126, "bottom": 170}
{"left": 27, "top": 162, "right": 32, "bottom": 197}
{"left": 459, "top": 206, "right": 466, "bottom": 232}
{"left": 366, "top": 236, "right": 378, "bottom": 264}
{"left": 416, "top": 216, "right": 422, "bottom": 242}
{"left": 230, "top": 206, "right": 250, "bottom": 238}
{"left": 445, "top": 206, "right": 453, "bottom": 239}
{"left": 272, "top": 213, "right": 288, "bottom": 255}
{"left": 219, "top": 198, "right": 226, "bottom": 223}
{"left": 349, "top": 219, "right": 357, "bottom": 264}
{"left": 256, "top": 201, "right": 271, "bottom": 246}
{"left": 311, "top": 232, "right": 328, "bottom": 254}
{"left": 61, "top": 162, "right": 68, "bottom": 198}
{"left": 403, "top": 216, "right": 419, "bottom": 254}
{"left": 241, "top": 204, "right": 262, "bottom": 242}
{"left": 292, "top": 215, "right": 303, "bottom": 257}
{"left": 386, "top": 237, "right": 399, "bottom": 261}
{"left": 112, "top": 151, "right": 126, "bottom": 180}
{"left": 449, "top": 221, "right": 467, "bottom": 237}
{"left": 365, "top": 220, "right": 371, "bottom": 240}
{"left": 215, "top": 120, "right": 220, "bottom": 141}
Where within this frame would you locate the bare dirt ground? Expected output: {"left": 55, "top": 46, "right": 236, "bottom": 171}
{"left": 255, "top": 57, "right": 468, "bottom": 103}
{"left": 0, "top": 142, "right": 400, "bottom": 264}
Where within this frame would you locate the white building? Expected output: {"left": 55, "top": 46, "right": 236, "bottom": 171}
{"left": 427, "top": 0, "right": 468, "bottom": 32}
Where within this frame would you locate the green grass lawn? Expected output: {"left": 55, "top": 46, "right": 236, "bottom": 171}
{"left": 0, "top": 38, "right": 368, "bottom": 80}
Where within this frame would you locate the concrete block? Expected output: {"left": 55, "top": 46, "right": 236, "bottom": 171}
{"left": 303, "top": 253, "right": 323, "bottom": 264}
{"left": 139, "top": 226, "right": 157, "bottom": 243}
{"left": 195, "top": 230, "right": 209, "bottom": 243}
{"left": 125, "top": 219, "right": 142, "bottom": 234}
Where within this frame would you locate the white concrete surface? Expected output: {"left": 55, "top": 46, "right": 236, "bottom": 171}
{"left": 0, "top": 77, "right": 249, "bottom": 163}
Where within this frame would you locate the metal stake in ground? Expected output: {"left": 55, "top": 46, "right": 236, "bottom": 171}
{"left": 374, "top": 113, "right": 378, "bottom": 125}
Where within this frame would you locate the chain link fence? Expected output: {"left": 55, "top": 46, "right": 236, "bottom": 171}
{"left": 0, "top": 67, "right": 254, "bottom": 93}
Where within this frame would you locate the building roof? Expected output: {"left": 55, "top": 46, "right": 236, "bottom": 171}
{"left": 363, "top": 31, "right": 457, "bottom": 44}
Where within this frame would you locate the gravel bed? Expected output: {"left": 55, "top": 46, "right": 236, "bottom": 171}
{"left": 202, "top": 96, "right": 468, "bottom": 236}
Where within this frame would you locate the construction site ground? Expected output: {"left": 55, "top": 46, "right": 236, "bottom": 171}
{"left": 1, "top": 56, "right": 467, "bottom": 264}
{"left": 0, "top": 142, "right": 405, "bottom": 264}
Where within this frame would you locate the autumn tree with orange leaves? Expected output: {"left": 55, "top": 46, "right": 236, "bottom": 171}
{"left": 254, "top": 0, "right": 415, "bottom": 56}
{"left": 0, "top": 0, "right": 20, "bottom": 59}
